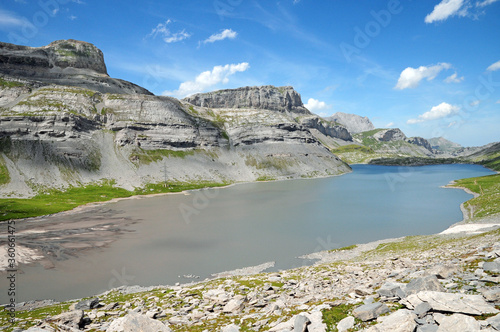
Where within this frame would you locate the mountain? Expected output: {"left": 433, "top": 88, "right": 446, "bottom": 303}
{"left": 0, "top": 39, "right": 151, "bottom": 95}
{"left": 326, "top": 112, "right": 375, "bottom": 134}
{"left": 428, "top": 137, "right": 462, "bottom": 153}
{"left": 0, "top": 40, "right": 351, "bottom": 198}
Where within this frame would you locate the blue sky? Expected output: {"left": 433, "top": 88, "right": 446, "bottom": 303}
{"left": 0, "top": 0, "right": 499, "bottom": 146}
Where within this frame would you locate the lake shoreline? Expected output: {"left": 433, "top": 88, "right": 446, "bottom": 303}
{"left": 1, "top": 164, "right": 496, "bottom": 306}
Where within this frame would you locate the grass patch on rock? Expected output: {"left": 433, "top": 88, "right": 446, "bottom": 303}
{"left": 130, "top": 149, "right": 197, "bottom": 165}
{"left": 0, "top": 77, "right": 25, "bottom": 88}
{"left": 0, "top": 155, "right": 10, "bottom": 185}
{"left": 322, "top": 303, "right": 356, "bottom": 331}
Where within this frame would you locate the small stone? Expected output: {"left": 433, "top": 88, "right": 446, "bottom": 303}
{"left": 294, "top": 314, "right": 311, "bottom": 332}
{"left": 337, "top": 316, "right": 355, "bottom": 332}
{"left": 74, "top": 297, "right": 100, "bottom": 310}
{"left": 414, "top": 302, "right": 432, "bottom": 318}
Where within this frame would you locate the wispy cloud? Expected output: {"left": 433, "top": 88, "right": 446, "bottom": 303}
{"left": 425, "top": 0, "right": 467, "bottom": 23}
{"left": 0, "top": 9, "right": 29, "bottom": 29}
{"left": 477, "top": 0, "right": 500, "bottom": 7}
{"left": 304, "top": 98, "right": 330, "bottom": 112}
{"left": 425, "top": 0, "right": 499, "bottom": 23}
{"left": 203, "top": 29, "right": 237, "bottom": 44}
{"left": 146, "top": 20, "right": 192, "bottom": 44}
{"left": 395, "top": 63, "right": 451, "bottom": 90}
{"left": 487, "top": 60, "right": 500, "bottom": 71}
{"left": 407, "top": 102, "right": 460, "bottom": 124}
{"left": 444, "top": 72, "right": 464, "bottom": 83}
{"left": 163, "top": 62, "right": 250, "bottom": 98}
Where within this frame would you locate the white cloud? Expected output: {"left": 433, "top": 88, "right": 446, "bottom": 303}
{"left": 425, "top": 0, "right": 466, "bottom": 23}
{"left": 69, "top": 15, "right": 77, "bottom": 21}
{"left": 304, "top": 98, "right": 330, "bottom": 112}
{"left": 147, "top": 20, "right": 191, "bottom": 44}
{"left": 0, "top": 9, "right": 28, "bottom": 28}
{"left": 444, "top": 72, "right": 464, "bottom": 83}
{"left": 470, "top": 100, "right": 481, "bottom": 107}
{"left": 395, "top": 63, "right": 451, "bottom": 90}
{"left": 203, "top": 29, "right": 237, "bottom": 44}
{"left": 487, "top": 60, "right": 500, "bottom": 71}
{"left": 496, "top": 100, "right": 500, "bottom": 104}
{"left": 407, "top": 102, "right": 460, "bottom": 124}
{"left": 477, "top": 0, "right": 500, "bottom": 7}
{"left": 163, "top": 62, "right": 250, "bottom": 98}
{"left": 386, "top": 122, "right": 395, "bottom": 127}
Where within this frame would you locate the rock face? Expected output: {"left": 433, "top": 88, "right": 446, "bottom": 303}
{"left": 326, "top": 112, "right": 375, "bottom": 134}
{"left": 298, "top": 115, "right": 352, "bottom": 141}
{"left": 0, "top": 40, "right": 351, "bottom": 197}
{"left": 0, "top": 40, "right": 151, "bottom": 95}
{"left": 183, "top": 85, "right": 310, "bottom": 114}
{"left": 428, "top": 137, "right": 462, "bottom": 153}
{"left": 374, "top": 128, "right": 407, "bottom": 142}
{"left": 407, "top": 137, "right": 433, "bottom": 152}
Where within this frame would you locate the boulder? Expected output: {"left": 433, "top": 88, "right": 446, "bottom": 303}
{"left": 221, "top": 324, "right": 240, "bottom": 332}
{"left": 106, "top": 312, "right": 172, "bottom": 332}
{"left": 483, "top": 261, "right": 500, "bottom": 273}
{"left": 365, "top": 309, "right": 417, "bottom": 332}
{"left": 405, "top": 276, "right": 445, "bottom": 295}
{"left": 352, "top": 302, "right": 390, "bottom": 321}
{"left": 435, "top": 313, "right": 480, "bottom": 332}
{"left": 337, "top": 316, "right": 355, "bottom": 332}
{"left": 416, "top": 325, "right": 439, "bottom": 332}
{"left": 377, "top": 281, "right": 406, "bottom": 299}
{"left": 480, "top": 288, "right": 500, "bottom": 302}
{"left": 74, "top": 297, "right": 100, "bottom": 310}
{"left": 45, "top": 310, "right": 83, "bottom": 329}
{"left": 487, "top": 313, "right": 500, "bottom": 330}
{"left": 403, "top": 291, "right": 499, "bottom": 315}
{"left": 294, "top": 314, "right": 311, "bottom": 332}
{"left": 222, "top": 295, "right": 246, "bottom": 314}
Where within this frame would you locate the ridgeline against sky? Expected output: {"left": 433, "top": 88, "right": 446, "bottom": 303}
{"left": 0, "top": 0, "right": 499, "bottom": 146}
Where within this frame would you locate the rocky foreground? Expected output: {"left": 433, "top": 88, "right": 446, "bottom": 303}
{"left": 3, "top": 218, "right": 500, "bottom": 332}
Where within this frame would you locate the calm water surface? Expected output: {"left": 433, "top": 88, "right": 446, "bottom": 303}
{"left": 5, "top": 164, "right": 495, "bottom": 303}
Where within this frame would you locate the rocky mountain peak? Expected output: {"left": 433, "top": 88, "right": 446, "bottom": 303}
{"left": 183, "top": 85, "right": 310, "bottom": 114}
{"left": 326, "top": 112, "right": 375, "bottom": 134}
{"left": 0, "top": 39, "right": 151, "bottom": 95}
{"left": 1, "top": 39, "right": 107, "bottom": 76}
{"left": 45, "top": 39, "right": 108, "bottom": 75}
{"left": 374, "top": 128, "right": 407, "bottom": 142}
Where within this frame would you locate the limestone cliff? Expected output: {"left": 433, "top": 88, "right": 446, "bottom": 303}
{"left": 0, "top": 40, "right": 351, "bottom": 197}
{"left": 326, "top": 112, "right": 375, "bottom": 134}
{"left": 0, "top": 39, "right": 151, "bottom": 95}
{"left": 184, "top": 85, "right": 309, "bottom": 114}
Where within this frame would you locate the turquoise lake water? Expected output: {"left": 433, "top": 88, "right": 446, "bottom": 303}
{"left": 3, "top": 164, "right": 495, "bottom": 303}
